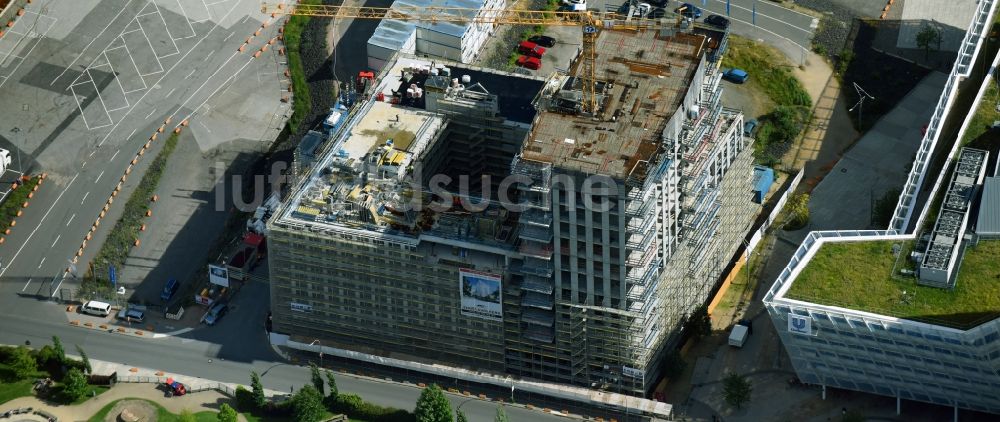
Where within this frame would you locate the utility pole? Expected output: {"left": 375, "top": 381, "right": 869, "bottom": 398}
{"left": 848, "top": 83, "right": 875, "bottom": 129}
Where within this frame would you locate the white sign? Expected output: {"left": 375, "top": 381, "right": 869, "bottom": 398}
{"left": 622, "top": 366, "right": 644, "bottom": 379}
{"left": 788, "top": 314, "right": 812, "bottom": 336}
{"left": 459, "top": 269, "right": 502, "bottom": 321}
{"left": 208, "top": 264, "right": 230, "bottom": 288}
{"left": 291, "top": 302, "right": 313, "bottom": 313}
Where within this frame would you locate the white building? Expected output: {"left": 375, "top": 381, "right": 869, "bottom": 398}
{"left": 366, "top": 0, "right": 505, "bottom": 70}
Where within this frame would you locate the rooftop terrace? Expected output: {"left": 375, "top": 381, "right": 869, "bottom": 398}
{"left": 785, "top": 239, "right": 1000, "bottom": 330}
{"left": 523, "top": 29, "right": 705, "bottom": 179}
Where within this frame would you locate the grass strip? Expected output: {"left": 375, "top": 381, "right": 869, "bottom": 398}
{"left": 0, "top": 176, "right": 39, "bottom": 234}
{"left": 282, "top": 0, "right": 323, "bottom": 132}
{"left": 83, "top": 132, "right": 180, "bottom": 297}
{"left": 87, "top": 398, "right": 237, "bottom": 422}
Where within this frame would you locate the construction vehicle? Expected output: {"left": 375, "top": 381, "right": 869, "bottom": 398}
{"left": 261, "top": 3, "right": 682, "bottom": 115}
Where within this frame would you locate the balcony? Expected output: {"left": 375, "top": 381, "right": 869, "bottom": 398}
{"left": 626, "top": 257, "right": 659, "bottom": 285}
{"left": 510, "top": 260, "right": 553, "bottom": 278}
{"left": 519, "top": 241, "right": 554, "bottom": 260}
{"left": 625, "top": 195, "right": 654, "bottom": 217}
{"left": 519, "top": 208, "right": 552, "bottom": 227}
{"left": 518, "top": 224, "right": 553, "bottom": 243}
{"left": 626, "top": 228, "right": 655, "bottom": 250}
{"left": 522, "top": 291, "right": 554, "bottom": 310}
{"left": 522, "top": 308, "right": 555, "bottom": 327}
{"left": 626, "top": 211, "right": 655, "bottom": 234}
{"left": 521, "top": 275, "right": 554, "bottom": 295}
{"left": 626, "top": 244, "right": 656, "bottom": 268}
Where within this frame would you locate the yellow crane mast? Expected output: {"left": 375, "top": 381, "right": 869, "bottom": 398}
{"left": 262, "top": 2, "right": 675, "bottom": 114}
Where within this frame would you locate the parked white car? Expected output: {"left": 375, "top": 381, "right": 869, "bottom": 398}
{"left": 0, "top": 149, "right": 11, "bottom": 174}
{"left": 562, "top": 0, "right": 587, "bottom": 11}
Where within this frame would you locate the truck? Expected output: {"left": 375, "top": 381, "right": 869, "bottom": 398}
{"left": 728, "top": 319, "right": 753, "bottom": 348}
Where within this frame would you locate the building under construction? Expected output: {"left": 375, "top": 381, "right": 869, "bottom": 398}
{"left": 268, "top": 23, "right": 758, "bottom": 395}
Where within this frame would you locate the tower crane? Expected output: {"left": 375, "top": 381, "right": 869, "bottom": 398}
{"left": 261, "top": 2, "right": 681, "bottom": 115}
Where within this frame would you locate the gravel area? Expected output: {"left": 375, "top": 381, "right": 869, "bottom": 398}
{"left": 793, "top": 0, "right": 858, "bottom": 59}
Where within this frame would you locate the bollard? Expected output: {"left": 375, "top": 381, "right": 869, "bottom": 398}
{"left": 140, "top": 224, "right": 146, "bottom": 231}
{"left": 2, "top": 229, "right": 7, "bottom": 235}
{"left": 0, "top": 237, "right": 4, "bottom": 244}
{"left": 268, "top": 38, "right": 276, "bottom": 45}
{"left": 22, "top": 202, "right": 28, "bottom": 208}
{"left": 238, "top": 44, "right": 246, "bottom": 52}
{"left": 134, "top": 239, "right": 141, "bottom": 247}
{"left": 254, "top": 29, "right": 261, "bottom": 36}
{"left": 146, "top": 209, "right": 152, "bottom": 217}
{"left": 17, "top": 9, "right": 24, "bottom": 16}
{"left": 173, "top": 127, "right": 181, "bottom": 134}
{"left": 181, "top": 120, "right": 189, "bottom": 127}
{"left": 152, "top": 194, "right": 159, "bottom": 202}
{"left": 16, "top": 210, "right": 21, "bottom": 217}
{"left": 32, "top": 184, "right": 38, "bottom": 191}
{"left": 150, "top": 133, "right": 157, "bottom": 141}
{"left": 26, "top": 192, "right": 32, "bottom": 198}
{"left": 9, "top": 220, "right": 15, "bottom": 227}
{"left": 157, "top": 125, "right": 165, "bottom": 133}
{"left": 253, "top": 51, "right": 261, "bottom": 58}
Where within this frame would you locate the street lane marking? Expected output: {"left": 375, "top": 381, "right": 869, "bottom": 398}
{"left": 128, "top": 128, "right": 138, "bottom": 138}
{"left": 51, "top": 0, "right": 136, "bottom": 86}
{"left": 81, "top": 192, "right": 90, "bottom": 204}
{"left": 95, "top": 0, "right": 244, "bottom": 148}
{"left": 709, "top": 0, "right": 814, "bottom": 35}
{"left": 110, "top": 149, "right": 120, "bottom": 162}
{"left": 0, "top": 173, "right": 79, "bottom": 282}
{"left": 37, "top": 257, "right": 45, "bottom": 269}
{"left": 165, "top": 87, "right": 176, "bottom": 98}
{"left": 82, "top": 161, "right": 87, "bottom": 168}
{"left": 185, "top": 68, "right": 196, "bottom": 79}
{"left": 21, "top": 278, "right": 32, "bottom": 292}
{"left": 67, "top": 213, "right": 76, "bottom": 226}
{"left": 50, "top": 235, "right": 60, "bottom": 248}
{"left": 145, "top": 108, "right": 157, "bottom": 119}
{"left": 224, "top": 31, "right": 235, "bottom": 42}
{"left": 95, "top": 170, "right": 105, "bottom": 183}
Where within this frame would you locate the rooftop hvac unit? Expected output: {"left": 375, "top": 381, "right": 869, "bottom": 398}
{"left": 461, "top": 75, "right": 471, "bottom": 84}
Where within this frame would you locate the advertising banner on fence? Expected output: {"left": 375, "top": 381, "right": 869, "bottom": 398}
{"left": 208, "top": 264, "right": 230, "bottom": 288}
{"left": 459, "top": 269, "right": 502, "bottom": 321}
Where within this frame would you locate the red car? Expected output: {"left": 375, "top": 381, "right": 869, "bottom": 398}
{"left": 518, "top": 41, "right": 546, "bottom": 58}
{"left": 516, "top": 55, "right": 541, "bottom": 70}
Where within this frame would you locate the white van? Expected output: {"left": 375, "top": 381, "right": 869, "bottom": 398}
{"left": 0, "top": 149, "right": 11, "bottom": 174}
{"left": 81, "top": 300, "right": 111, "bottom": 317}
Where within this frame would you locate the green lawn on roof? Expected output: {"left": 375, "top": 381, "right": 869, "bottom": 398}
{"left": 786, "top": 240, "right": 1000, "bottom": 329}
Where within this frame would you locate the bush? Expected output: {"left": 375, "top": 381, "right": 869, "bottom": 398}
{"left": 282, "top": 0, "right": 324, "bottom": 132}
{"left": 61, "top": 368, "right": 88, "bottom": 401}
{"left": 329, "top": 393, "right": 414, "bottom": 422}
{"left": 784, "top": 193, "right": 811, "bottom": 230}
{"left": 234, "top": 385, "right": 255, "bottom": 412}
{"left": 836, "top": 49, "right": 854, "bottom": 76}
{"left": 754, "top": 105, "right": 809, "bottom": 165}
{"left": 0, "top": 176, "right": 39, "bottom": 234}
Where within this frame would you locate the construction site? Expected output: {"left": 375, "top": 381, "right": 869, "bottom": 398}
{"left": 265, "top": 4, "right": 761, "bottom": 407}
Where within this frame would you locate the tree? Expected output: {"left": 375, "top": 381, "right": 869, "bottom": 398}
{"left": 62, "top": 368, "right": 88, "bottom": 401}
{"left": 414, "top": 384, "right": 453, "bottom": 422}
{"left": 494, "top": 406, "right": 509, "bottom": 422}
{"left": 661, "top": 349, "right": 687, "bottom": 380}
{"left": 250, "top": 370, "right": 266, "bottom": 409}
{"left": 309, "top": 362, "right": 325, "bottom": 396}
{"left": 916, "top": 25, "right": 943, "bottom": 59}
{"left": 75, "top": 345, "right": 92, "bottom": 374}
{"left": 325, "top": 370, "right": 338, "bottom": 398}
{"left": 217, "top": 403, "right": 239, "bottom": 422}
{"left": 683, "top": 304, "right": 712, "bottom": 340}
{"left": 457, "top": 410, "right": 470, "bottom": 422}
{"left": 722, "top": 372, "right": 752, "bottom": 409}
{"left": 52, "top": 336, "right": 66, "bottom": 364}
{"left": 292, "top": 385, "right": 326, "bottom": 422}
{"left": 10, "top": 346, "right": 37, "bottom": 379}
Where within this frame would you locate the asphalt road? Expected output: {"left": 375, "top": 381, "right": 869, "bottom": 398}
{"left": 0, "top": 0, "right": 280, "bottom": 304}
{"left": 690, "top": 0, "right": 817, "bottom": 48}
{"left": 0, "top": 309, "right": 569, "bottom": 422}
